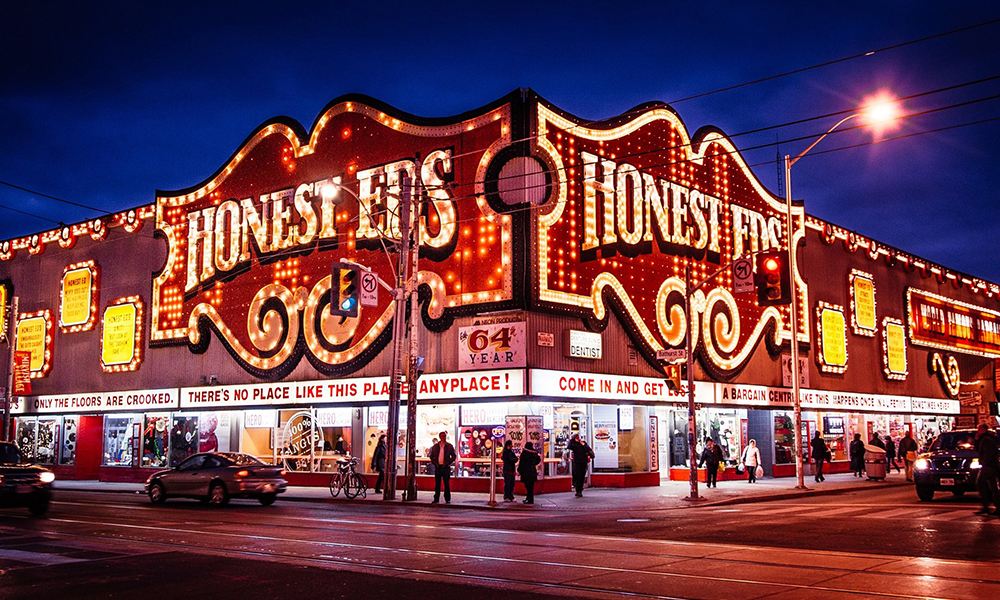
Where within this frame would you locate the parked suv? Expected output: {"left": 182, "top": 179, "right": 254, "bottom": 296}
{"left": 913, "top": 429, "right": 982, "bottom": 502}
{"left": 0, "top": 441, "right": 54, "bottom": 516}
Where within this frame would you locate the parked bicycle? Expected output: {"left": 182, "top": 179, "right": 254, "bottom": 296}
{"left": 329, "top": 456, "right": 368, "bottom": 499}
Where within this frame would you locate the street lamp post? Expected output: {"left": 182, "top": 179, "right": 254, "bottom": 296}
{"left": 783, "top": 95, "right": 899, "bottom": 490}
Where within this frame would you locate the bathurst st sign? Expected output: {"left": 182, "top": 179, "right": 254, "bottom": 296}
{"left": 151, "top": 91, "right": 806, "bottom": 379}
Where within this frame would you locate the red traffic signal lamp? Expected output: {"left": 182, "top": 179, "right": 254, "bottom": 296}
{"left": 754, "top": 250, "right": 791, "bottom": 306}
{"left": 330, "top": 261, "right": 361, "bottom": 318}
{"left": 665, "top": 363, "right": 683, "bottom": 392}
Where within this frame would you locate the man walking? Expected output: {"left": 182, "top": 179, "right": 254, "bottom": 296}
{"left": 974, "top": 424, "right": 999, "bottom": 516}
{"left": 430, "top": 431, "right": 456, "bottom": 504}
{"left": 810, "top": 431, "right": 828, "bottom": 482}
{"left": 568, "top": 433, "right": 594, "bottom": 497}
{"left": 698, "top": 438, "right": 724, "bottom": 488}
{"left": 898, "top": 430, "right": 919, "bottom": 482}
{"left": 885, "top": 434, "right": 901, "bottom": 474}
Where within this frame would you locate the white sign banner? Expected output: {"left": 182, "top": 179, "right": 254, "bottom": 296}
{"left": 529, "top": 402, "right": 554, "bottom": 430}
{"left": 316, "top": 407, "right": 353, "bottom": 427}
{"left": 715, "top": 383, "right": 960, "bottom": 415}
{"left": 565, "top": 329, "right": 602, "bottom": 359}
{"left": 529, "top": 369, "right": 716, "bottom": 403}
{"left": 180, "top": 369, "right": 525, "bottom": 409}
{"left": 9, "top": 388, "right": 178, "bottom": 415}
{"left": 780, "top": 354, "right": 809, "bottom": 388}
{"left": 592, "top": 405, "right": 618, "bottom": 469}
{"left": 458, "top": 322, "right": 526, "bottom": 370}
{"left": 460, "top": 403, "right": 509, "bottom": 426}
{"left": 243, "top": 409, "right": 276, "bottom": 429}
{"left": 366, "top": 406, "right": 408, "bottom": 428}
{"left": 619, "top": 405, "right": 634, "bottom": 431}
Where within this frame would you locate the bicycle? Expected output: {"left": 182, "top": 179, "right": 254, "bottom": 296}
{"left": 329, "top": 456, "right": 368, "bottom": 499}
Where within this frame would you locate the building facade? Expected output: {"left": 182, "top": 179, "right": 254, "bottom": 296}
{"left": 2, "top": 89, "right": 995, "bottom": 491}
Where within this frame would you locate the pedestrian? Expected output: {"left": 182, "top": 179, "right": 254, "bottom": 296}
{"left": 568, "top": 433, "right": 594, "bottom": 497}
{"left": 849, "top": 433, "right": 865, "bottom": 477}
{"left": 898, "top": 430, "right": 919, "bottom": 482}
{"left": 741, "top": 439, "right": 762, "bottom": 483}
{"left": 501, "top": 439, "right": 518, "bottom": 502}
{"left": 885, "top": 434, "right": 901, "bottom": 474}
{"left": 371, "top": 434, "right": 387, "bottom": 494}
{"left": 810, "top": 431, "right": 828, "bottom": 482}
{"left": 869, "top": 432, "right": 886, "bottom": 451}
{"left": 517, "top": 441, "right": 541, "bottom": 505}
{"left": 974, "top": 424, "right": 999, "bottom": 516}
{"left": 334, "top": 435, "right": 347, "bottom": 454}
{"left": 698, "top": 438, "right": 724, "bottom": 488}
{"left": 430, "top": 431, "right": 456, "bottom": 504}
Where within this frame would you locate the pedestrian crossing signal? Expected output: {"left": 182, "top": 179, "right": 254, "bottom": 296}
{"left": 754, "top": 250, "right": 791, "bottom": 306}
{"left": 665, "top": 363, "right": 682, "bottom": 392}
{"left": 330, "top": 261, "right": 361, "bottom": 318}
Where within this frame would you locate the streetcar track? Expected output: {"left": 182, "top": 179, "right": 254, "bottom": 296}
{"left": 13, "top": 514, "right": 987, "bottom": 600}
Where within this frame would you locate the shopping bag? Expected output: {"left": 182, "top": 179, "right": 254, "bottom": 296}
{"left": 717, "top": 462, "right": 725, "bottom": 474}
{"left": 755, "top": 465, "right": 764, "bottom": 479}
{"left": 736, "top": 463, "right": 745, "bottom": 474}
{"left": 906, "top": 451, "right": 917, "bottom": 462}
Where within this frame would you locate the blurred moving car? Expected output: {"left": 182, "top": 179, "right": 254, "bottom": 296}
{"left": 913, "top": 429, "right": 981, "bottom": 502}
{"left": 0, "top": 441, "right": 54, "bottom": 516}
{"left": 145, "top": 452, "right": 287, "bottom": 506}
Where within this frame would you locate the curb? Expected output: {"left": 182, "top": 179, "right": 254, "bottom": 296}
{"left": 702, "top": 480, "right": 911, "bottom": 508}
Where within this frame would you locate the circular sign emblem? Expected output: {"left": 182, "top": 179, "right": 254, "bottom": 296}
{"left": 279, "top": 411, "right": 316, "bottom": 471}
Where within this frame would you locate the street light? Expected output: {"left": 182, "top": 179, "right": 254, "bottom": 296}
{"left": 784, "top": 92, "right": 900, "bottom": 490}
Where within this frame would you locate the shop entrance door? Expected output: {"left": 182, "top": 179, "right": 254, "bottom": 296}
{"left": 75, "top": 416, "right": 103, "bottom": 480}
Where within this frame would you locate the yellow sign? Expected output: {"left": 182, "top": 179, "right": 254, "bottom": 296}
{"left": 0, "top": 285, "right": 7, "bottom": 340}
{"left": 15, "top": 316, "right": 47, "bottom": 371}
{"left": 886, "top": 321, "right": 907, "bottom": 375}
{"left": 61, "top": 267, "right": 93, "bottom": 328}
{"left": 852, "top": 276, "right": 876, "bottom": 331}
{"left": 102, "top": 303, "right": 137, "bottom": 366}
{"left": 821, "top": 308, "right": 847, "bottom": 367}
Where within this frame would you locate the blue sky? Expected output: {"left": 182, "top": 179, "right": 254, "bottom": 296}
{"left": 2, "top": 2, "right": 998, "bottom": 279}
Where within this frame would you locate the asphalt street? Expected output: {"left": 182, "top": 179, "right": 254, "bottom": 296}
{"left": 1, "top": 486, "right": 998, "bottom": 599}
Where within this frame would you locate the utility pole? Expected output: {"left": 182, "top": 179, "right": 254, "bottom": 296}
{"left": 2, "top": 296, "right": 17, "bottom": 442}
{"left": 403, "top": 165, "right": 421, "bottom": 501}
{"left": 684, "top": 265, "right": 698, "bottom": 501}
{"left": 383, "top": 177, "right": 413, "bottom": 500}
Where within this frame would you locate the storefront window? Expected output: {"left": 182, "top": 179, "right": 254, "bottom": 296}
{"left": 820, "top": 414, "right": 848, "bottom": 461}
{"left": 140, "top": 414, "right": 169, "bottom": 468}
{"left": 240, "top": 409, "right": 277, "bottom": 464}
{"left": 198, "top": 412, "right": 232, "bottom": 453}
{"left": 278, "top": 409, "right": 316, "bottom": 472}
{"left": 364, "top": 406, "right": 406, "bottom": 475}
{"left": 15, "top": 418, "right": 36, "bottom": 463}
{"left": 169, "top": 414, "right": 199, "bottom": 466}
{"left": 61, "top": 417, "right": 78, "bottom": 465}
{"left": 104, "top": 415, "right": 138, "bottom": 466}
{"left": 552, "top": 404, "right": 588, "bottom": 475}
{"left": 36, "top": 418, "right": 57, "bottom": 464}
{"left": 774, "top": 413, "right": 795, "bottom": 465}
{"left": 316, "top": 407, "right": 353, "bottom": 472}
{"left": 416, "top": 405, "right": 456, "bottom": 475}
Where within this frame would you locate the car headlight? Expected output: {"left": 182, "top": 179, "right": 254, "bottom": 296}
{"left": 914, "top": 458, "right": 930, "bottom": 470}
{"left": 970, "top": 458, "right": 981, "bottom": 469}
{"left": 39, "top": 472, "right": 56, "bottom": 483}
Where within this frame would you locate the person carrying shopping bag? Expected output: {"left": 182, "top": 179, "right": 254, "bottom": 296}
{"left": 698, "top": 438, "right": 724, "bottom": 488}
{"left": 517, "top": 442, "right": 541, "bottom": 505}
{"left": 741, "top": 439, "right": 762, "bottom": 483}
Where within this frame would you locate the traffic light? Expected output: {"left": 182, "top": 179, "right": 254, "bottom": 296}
{"left": 754, "top": 250, "right": 791, "bottom": 306}
{"left": 330, "top": 261, "right": 361, "bottom": 318}
{"left": 665, "top": 363, "right": 682, "bottom": 392}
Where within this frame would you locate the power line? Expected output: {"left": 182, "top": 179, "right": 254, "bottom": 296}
{"left": 0, "top": 180, "right": 113, "bottom": 215}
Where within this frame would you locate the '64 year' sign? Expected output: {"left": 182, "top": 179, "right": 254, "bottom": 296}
{"left": 458, "top": 321, "right": 526, "bottom": 370}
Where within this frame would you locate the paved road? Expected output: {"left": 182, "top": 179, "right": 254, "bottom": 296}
{"left": 1, "top": 487, "right": 997, "bottom": 599}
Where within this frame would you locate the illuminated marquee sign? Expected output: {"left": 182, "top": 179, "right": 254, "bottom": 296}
{"left": 531, "top": 99, "right": 808, "bottom": 377}
{"left": 152, "top": 95, "right": 516, "bottom": 378}
{"left": 849, "top": 269, "right": 876, "bottom": 336}
{"left": 816, "top": 302, "right": 847, "bottom": 374}
{"left": 0, "top": 282, "right": 7, "bottom": 341}
{"left": 59, "top": 261, "right": 99, "bottom": 332}
{"left": 14, "top": 310, "right": 54, "bottom": 378}
{"left": 907, "top": 288, "right": 1000, "bottom": 358}
{"left": 9, "top": 388, "right": 177, "bottom": 415}
{"left": 101, "top": 296, "right": 144, "bottom": 372}
{"left": 882, "top": 317, "right": 908, "bottom": 380}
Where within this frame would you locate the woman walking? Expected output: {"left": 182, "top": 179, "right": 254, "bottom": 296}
{"left": 371, "top": 434, "right": 387, "bottom": 494}
{"left": 742, "top": 439, "right": 762, "bottom": 483}
{"left": 517, "top": 441, "right": 541, "bottom": 504}
{"left": 849, "top": 433, "right": 865, "bottom": 477}
{"left": 501, "top": 439, "right": 518, "bottom": 502}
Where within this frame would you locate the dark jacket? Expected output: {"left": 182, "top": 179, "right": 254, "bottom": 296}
{"left": 430, "top": 441, "right": 457, "bottom": 469}
{"left": 885, "top": 438, "right": 897, "bottom": 460}
{"left": 849, "top": 439, "right": 865, "bottom": 469}
{"left": 568, "top": 438, "right": 594, "bottom": 465}
{"left": 698, "top": 444, "right": 723, "bottom": 469}
{"left": 869, "top": 436, "right": 886, "bottom": 451}
{"left": 517, "top": 448, "right": 541, "bottom": 481}
{"left": 501, "top": 448, "right": 518, "bottom": 475}
{"left": 898, "top": 435, "right": 918, "bottom": 457}
{"left": 371, "top": 441, "right": 386, "bottom": 472}
{"left": 976, "top": 432, "right": 999, "bottom": 471}
{"left": 810, "top": 436, "right": 829, "bottom": 461}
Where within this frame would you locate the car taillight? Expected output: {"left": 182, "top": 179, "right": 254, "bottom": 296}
{"left": 236, "top": 470, "right": 250, "bottom": 477}
{"left": 279, "top": 470, "right": 286, "bottom": 476}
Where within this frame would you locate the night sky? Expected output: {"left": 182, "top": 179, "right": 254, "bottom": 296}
{"left": 2, "top": 3, "right": 998, "bottom": 280}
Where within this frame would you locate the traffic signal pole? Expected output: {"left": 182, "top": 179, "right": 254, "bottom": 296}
{"left": 403, "top": 169, "right": 421, "bottom": 501}
{"left": 784, "top": 154, "right": 806, "bottom": 491}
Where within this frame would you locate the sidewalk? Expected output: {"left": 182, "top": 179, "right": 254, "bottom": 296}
{"left": 53, "top": 471, "right": 911, "bottom": 512}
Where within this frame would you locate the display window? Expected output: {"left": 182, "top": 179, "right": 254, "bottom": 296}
{"left": 774, "top": 413, "right": 795, "bottom": 465}
{"left": 819, "top": 414, "right": 848, "bottom": 461}
{"left": 552, "top": 403, "right": 588, "bottom": 475}
{"left": 316, "top": 407, "right": 353, "bottom": 472}
{"left": 364, "top": 406, "right": 406, "bottom": 475}
{"left": 13, "top": 417, "right": 58, "bottom": 465}
{"left": 15, "top": 418, "right": 36, "bottom": 462}
{"left": 140, "top": 414, "right": 169, "bottom": 468}
{"left": 198, "top": 412, "right": 232, "bottom": 454}
{"left": 665, "top": 408, "right": 746, "bottom": 470}
{"left": 240, "top": 409, "right": 278, "bottom": 464}
{"left": 278, "top": 409, "right": 316, "bottom": 472}
{"left": 104, "top": 414, "right": 138, "bottom": 466}
{"left": 914, "top": 416, "right": 954, "bottom": 451}
{"left": 169, "top": 414, "right": 199, "bottom": 466}
{"left": 61, "top": 416, "right": 78, "bottom": 465}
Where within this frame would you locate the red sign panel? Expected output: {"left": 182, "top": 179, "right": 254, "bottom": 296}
{"left": 152, "top": 95, "right": 517, "bottom": 378}
{"left": 12, "top": 351, "right": 31, "bottom": 395}
{"left": 531, "top": 99, "right": 807, "bottom": 375}
{"left": 907, "top": 288, "right": 1000, "bottom": 358}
